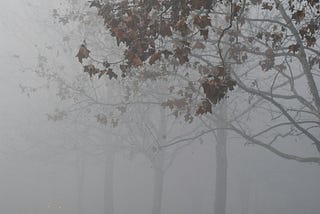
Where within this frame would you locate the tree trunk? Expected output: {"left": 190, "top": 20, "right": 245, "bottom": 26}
{"left": 151, "top": 148, "right": 165, "bottom": 214}
{"left": 191, "top": 184, "right": 203, "bottom": 214}
{"left": 76, "top": 149, "right": 85, "bottom": 214}
{"left": 152, "top": 166, "right": 164, "bottom": 214}
{"left": 240, "top": 175, "right": 250, "bottom": 214}
{"left": 104, "top": 148, "right": 115, "bottom": 214}
{"left": 214, "top": 103, "right": 228, "bottom": 214}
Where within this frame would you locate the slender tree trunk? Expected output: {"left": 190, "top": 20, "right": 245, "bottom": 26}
{"left": 191, "top": 183, "right": 203, "bottom": 214}
{"left": 76, "top": 149, "right": 85, "bottom": 214}
{"left": 240, "top": 175, "right": 250, "bottom": 214}
{"left": 151, "top": 149, "right": 165, "bottom": 214}
{"left": 214, "top": 132, "right": 227, "bottom": 214}
{"left": 104, "top": 148, "right": 115, "bottom": 214}
{"left": 151, "top": 107, "right": 167, "bottom": 214}
{"left": 152, "top": 165, "right": 164, "bottom": 214}
{"left": 214, "top": 103, "right": 228, "bottom": 214}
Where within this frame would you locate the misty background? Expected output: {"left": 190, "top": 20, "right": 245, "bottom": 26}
{"left": 0, "top": 1, "right": 320, "bottom": 214}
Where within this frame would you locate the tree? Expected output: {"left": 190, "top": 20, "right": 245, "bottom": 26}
{"left": 120, "top": 93, "right": 207, "bottom": 214}
{"left": 205, "top": 0, "right": 320, "bottom": 162}
{"left": 80, "top": 0, "right": 237, "bottom": 113}
{"left": 218, "top": 0, "right": 320, "bottom": 162}
{"left": 76, "top": 2, "right": 236, "bottom": 214}
{"left": 83, "top": 0, "right": 320, "bottom": 161}
{"left": 80, "top": 1, "right": 320, "bottom": 213}
{"left": 24, "top": 3, "right": 211, "bottom": 214}
{"left": 18, "top": 1, "right": 124, "bottom": 213}
{"left": 23, "top": 0, "right": 320, "bottom": 213}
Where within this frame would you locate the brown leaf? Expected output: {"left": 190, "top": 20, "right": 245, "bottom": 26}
{"left": 149, "top": 52, "right": 162, "bottom": 65}
{"left": 175, "top": 19, "right": 191, "bottom": 36}
{"left": 124, "top": 49, "right": 143, "bottom": 66}
{"left": 202, "top": 79, "right": 219, "bottom": 104}
{"left": 271, "top": 32, "right": 283, "bottom": 47}
{"left": 107, "top": 18, "right": 120, "bottom": 29}
{"left": 76, "top": 45, "right": 90, "bottom": 63}
{"left": 174, "top": 47, "right": 190, "bottom": 65}
{"left": 259, "top": 48, "right": 275, "bottom": 71}
{"left": 193, "top": 15, "right": 211, "bottom": 29}
{"left": 159, "top": 21, "right": 172, "bottom": 37}
{"left": 299, "top": 26, "right": 308, "bottom": 39}
{"left": 123, "top": 14, "right": 139, "bottom": 29}
{"left": 106, "top": 68, "right": 118, "bottom": 79}
{"left": 190, "top": 0, "right": 210, "bottom": 9}
{"left": 200, "top": 29, "right": 209, "bottom": 40}
{"left": 98, "top": 69, "right": 106, "bottom": 79}
{"left": 196, "top": 99, "right": 212, "bottom": 115}
{"left": 84, "top": 64, "right": 99, "bottom": 78}
{"left": 132, "top": 56, "right": 143, "bottom": 66}
{"left": 210, "top": 66, "right": 225, "bottom": 77}
{"left": 120, "top": 64, "right": 129, "bottom": 77}
{"left": 288, "top": 44, "right": 300, "bottom": 53}
{"left": 113, "top": 27, "right": 129, "bottom": 46}
{"left": 127, "top": 29, "right": 137, "bottom": 41}
{"left": 305, "top": 36, "right": 316, "bottom": 47}
{"left": 292, "top": 9, "right": 305, "bottom": 23}
{"left": 192, "top": 41, "right": 206, "bottom": 49}
{"left": 227, "top": 79, "right": 237, "bottom": 91}
{"left": 307, "top": 22, "right": 318, "bottom": 34}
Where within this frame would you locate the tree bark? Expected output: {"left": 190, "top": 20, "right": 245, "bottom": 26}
{"left": 151, "top": 107, "right": 167, "bottom": 214}
{"left": 152, "top": 166, "right": 164, "bottom": 214}
{"left": 104, "top": 148, "right": 115, "bottom": 214}
{"left": 76, "top": 149, "right": 85, "bottom": 214}
{"left": 151, "top": 148, "right": 165, "bottom": 214}
{"left": 239, "top": 173, "right": 250, "bottom": 214}
{"left": 214, "top": 103, "right": 228, "bottom": 214}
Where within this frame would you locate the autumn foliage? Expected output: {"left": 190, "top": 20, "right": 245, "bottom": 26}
{"left": 77, "top": 0, "right": 320, "bottom": 115}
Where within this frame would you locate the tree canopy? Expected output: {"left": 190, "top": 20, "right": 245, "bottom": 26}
{"left": 73, "top": 0, "right": 320, "bottom": 159}
{"left": 78, "top": 0, "right": 319, "bottom": 115}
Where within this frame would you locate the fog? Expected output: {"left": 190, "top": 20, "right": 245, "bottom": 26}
{"left": 0, "top": 1, "right": 320, "bottom": 214}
